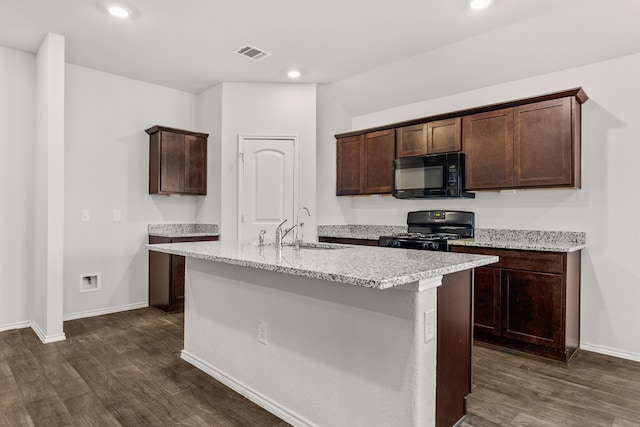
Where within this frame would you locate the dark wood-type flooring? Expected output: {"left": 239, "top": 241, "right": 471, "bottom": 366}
{"left": 466, "top": 345, "right": 640, "bottom": 427}
{"left": 0, "top": 308, "right": 289, "bottom": 426}
{"left": 1, "top": 307, "right": 639, "bottom": 426}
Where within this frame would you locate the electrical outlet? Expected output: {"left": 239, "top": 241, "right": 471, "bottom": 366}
{"left": 258, "top": 320, "right": 268, "bottom": 345}
{"left": 424, "top": 310, "right": 435, "bottom": 342}
{"left": 112, "top": 210, "right": 121, "bottom": 222}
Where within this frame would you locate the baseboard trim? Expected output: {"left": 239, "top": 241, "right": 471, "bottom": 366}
{"left": 31, "top": 321, "right": 66, "bottom": 344}
{"left": 180, "top": 349, "right": 316, "bottom": 427}
{"left": 580, "top": 343, "right": 640, "bottom": 363}
{"left": 0, "top": 320, "right": 32, "bottom": 333}
{"left": 63, "top": 302, "right": 149, "bottom": 321}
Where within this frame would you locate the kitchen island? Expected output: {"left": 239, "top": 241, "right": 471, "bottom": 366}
{"left": 147, "top": 240, "right": 497, "bottom": 427}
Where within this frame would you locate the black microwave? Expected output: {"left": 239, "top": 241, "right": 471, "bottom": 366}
{"left": 392, "top": 152, "right": 475, "bottom": 199}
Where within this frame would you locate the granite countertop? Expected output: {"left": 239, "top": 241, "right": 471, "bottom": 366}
{"left": 317, "top": 225, "right": 586, "bottom": 253}
{"left": 148, "top": 223, "right": 219, "bottom": 238}
{"left": 317, "top": 225, "right": 406, "bottom": 241}
{"left": 449, "top": 229, "right": 586, "bottom": 253}
{"left": 146, "top": 240, "right": 498, "bottom": 290}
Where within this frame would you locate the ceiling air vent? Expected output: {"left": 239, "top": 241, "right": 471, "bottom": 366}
{"left": 234, "top": 44, "right": 271, "bottom": 61}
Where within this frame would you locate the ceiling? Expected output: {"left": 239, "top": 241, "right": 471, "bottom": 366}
{"left": 2, "top": 0, "right": 640, "bottom": 115}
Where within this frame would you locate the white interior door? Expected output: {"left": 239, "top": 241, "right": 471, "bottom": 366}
{"left": 238, "top": 136, "right": 297, "bottom": 243}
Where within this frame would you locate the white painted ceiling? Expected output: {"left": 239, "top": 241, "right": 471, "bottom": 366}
{"left": 2, "top": 0, "right": 640, "bottom": 116}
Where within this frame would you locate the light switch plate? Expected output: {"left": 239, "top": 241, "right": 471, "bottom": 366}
{"left": 81, "top": 210, "right": 90, "bottom": 222}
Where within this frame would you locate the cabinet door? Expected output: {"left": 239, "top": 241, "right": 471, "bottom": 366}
{"left": 184, "top": 134, "right": 207, "bottom": 194}
{"left": 170, "top": 254, "right": 186, "bottom": 307}
{"left": 501, "top": 270, "right": 564, "bottom": 349}
{"left": 336, "top": 135, "right": 364, "bottom": 195}
{"left": 463, "top": 108, "right": 514, "bottom": 190}
{"left": 427, "top": 117, "right": 461, "bottom": 154}
{"left": 514, "top": 97, "right": 575, "bottom": 188}
{"left": 396, "top": 124, "right": 427, "bottom": 158}
{"left": 149, "top": 236, "right": 172, "bottom": 311}
{"left": 363, "top": 129, "right": 395, "bottom": 194}
{"left": 473, "top": 267, "right": 502, "bottom": 336}
{"left": 159, "top": 131, "right": 185, "bottom": 193}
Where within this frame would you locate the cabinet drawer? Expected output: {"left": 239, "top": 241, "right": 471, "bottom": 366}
{"left": 451, "top": 246, "right": 564, "bottom": 274}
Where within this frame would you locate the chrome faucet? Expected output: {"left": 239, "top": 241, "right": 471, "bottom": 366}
{"left": 275, "top": 219, "right": 297, "bottom": 247}
{"left": 294, "top": 207, "right": 311, "bottom": 249}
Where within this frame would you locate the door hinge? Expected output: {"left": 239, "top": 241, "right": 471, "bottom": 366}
{"left": 239, "top": 152, "right": 244, "bottom": 163}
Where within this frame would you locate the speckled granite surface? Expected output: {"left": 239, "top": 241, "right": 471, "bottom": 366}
{"left": 317, "top": 224, "right": 406, "bottom": 241}
{"left": 449, "top": 229, "right": 586, "bottom": 252}
{"left": 317, "top": 225, "right": 585, "bottom": 253}
{"left": 146, "top": 240, "right": 498, "bottom": 290}
{"left": 148, "top": 223, "right": 219, "bottom": 238}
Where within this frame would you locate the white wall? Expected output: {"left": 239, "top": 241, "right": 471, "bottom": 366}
{"left": 0, "top": 46, "right": 36, "bottom": 330}
{"left": 316, "top": 86, "right": 352, "bottom": 225}
{"left": 219, "top": 83, "right": 317, "bottom": 241}
{"left": 196, "top": 84, "right": 223, "bottom": 225}
{"left": 318, "top": 53, "right": 640, "bottom": 360}
{"left": 63, "top": 64, "right": 199, "bottom": 318}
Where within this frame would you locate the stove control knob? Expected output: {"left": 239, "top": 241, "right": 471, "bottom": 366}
{"left": 392, "top": 240, "right": 401, "bottom": 248}
{"left": 421, "top": 242, "right": 430, "bottom": 249}
{"left": 432, "top": 243, "right": 440, "bottom": 250}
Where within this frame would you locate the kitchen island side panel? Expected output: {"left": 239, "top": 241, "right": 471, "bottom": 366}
{"left": 181, "top": 258, "right": 439, "bottom": 427}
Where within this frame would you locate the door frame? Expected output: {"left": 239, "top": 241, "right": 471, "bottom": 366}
{"left": 237, "top": 134, "right": 299, "bottom": 241}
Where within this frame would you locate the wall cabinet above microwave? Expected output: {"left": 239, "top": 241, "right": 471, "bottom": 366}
{"left": 146, "top": 125, "right": 208, "bottom": 195}
{"left": 335, "top": 88, "right": 588, "bottom": 196}
{"left": 396, "top": 117, "right": 461, "bottom": 158}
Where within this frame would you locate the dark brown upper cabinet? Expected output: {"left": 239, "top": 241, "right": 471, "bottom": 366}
{"left": 146, "top": 125, "right": 208, "bottom": 195}
{"left": 335, "top": 88, "right": 587, "bottom": 194}
{"left": 463, "top": 108, "right": 515, "bottom": 190}
{"left": 427, "top": 117, "right": 462, "bottom": 154}
{"left": 336, "top": 129, "right": 394, "bottom": 195}
{"left": 363, "top": 129, "right": 395, "bottom": 194}
{"left": 336, "top": 134, "right": 364, "bottom": 195}
{"left": 396, "top": 117, "right": 461, "bottom": 158}
{"left": 464, "top": 94, "right": 583, "bottom": 191}
{"left": 396, "top": 123, "right": 427, "bottom": 158}
{"left": 514, "top": 97, "right": 578, "bottom": 188}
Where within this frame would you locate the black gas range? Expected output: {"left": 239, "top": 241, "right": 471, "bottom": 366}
{"left": 378, "top": 210, "right": 474, "bottom": 252}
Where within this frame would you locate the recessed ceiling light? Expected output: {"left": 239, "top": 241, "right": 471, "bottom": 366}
{"left": 108, "top": 5, "right": 130, "bottom": 18}
{"left": 469, "top": 0, "right": 492, "bottom": 10}
{"left": 288, "top": 70, "right": 301, "bottom": 79}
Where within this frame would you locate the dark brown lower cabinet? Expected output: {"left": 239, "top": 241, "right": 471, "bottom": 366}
{"left": 148, "top": 235, "right": 219, "bottom": 312}
{"left": 451, "top": 246, "right": 581, "bottom": 362}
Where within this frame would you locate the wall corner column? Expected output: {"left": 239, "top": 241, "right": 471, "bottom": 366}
{"left": 33, "top": 32, "right": 66, "bottom": 343}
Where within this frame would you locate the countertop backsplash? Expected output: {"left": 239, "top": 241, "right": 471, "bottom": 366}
{"left": 316, "top": 224, "right": 406, "bottom": 240}
{"left": 148, "top": 223, "right": 219, "bottom": 238}
{"left": 317, "top": 224, "right": 586, "bottom": 252}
